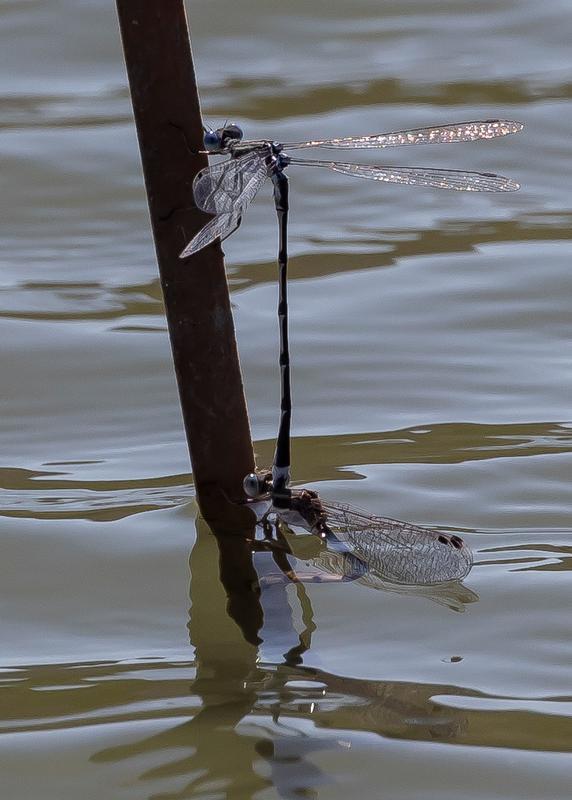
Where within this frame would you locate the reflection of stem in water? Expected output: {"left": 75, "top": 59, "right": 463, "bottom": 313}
{"left": 187, "top": 516, "right": 329, "bottom": 799}
{"left": 185, "top": 518, "right": 271, "bottom": 798}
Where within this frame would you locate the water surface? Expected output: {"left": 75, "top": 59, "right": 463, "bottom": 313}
{"left": 2, "top": 0, "right": 572, "bottom": 797}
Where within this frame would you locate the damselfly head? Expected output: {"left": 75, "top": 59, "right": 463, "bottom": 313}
{"left": 203, "top": 124, "right": 244, "bottom": 152}
{"left": 243, "top": 471, "right": 272, "bottom": 499}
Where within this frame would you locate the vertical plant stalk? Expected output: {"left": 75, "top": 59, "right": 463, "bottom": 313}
{"left": 116, "top": 1, "right": 254, "bottom": 518}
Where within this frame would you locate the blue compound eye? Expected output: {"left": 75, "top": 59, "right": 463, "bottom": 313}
{"left": 203, "top": 130, "right": 221, "bottom": 151}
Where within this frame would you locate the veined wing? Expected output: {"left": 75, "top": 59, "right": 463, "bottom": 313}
{"left": 282, "top": 120, "right": 523, "bottom": 150}
{"left": 318, "top": 501, "right": 473, "bottom": 585}
{"left": 179, "top": 207, "right": 242, "bottom": 258}
{"left": 272, "top": 491, "right": 473, "bottom": 585}
{"left": 289, "top": 158, "right": 520, "bottom": 192}
{"left": 193, "top": 150, "right": 268, "bottom": 214}
{"left": 180, "top": 151, "right": 267, "bottom": 258}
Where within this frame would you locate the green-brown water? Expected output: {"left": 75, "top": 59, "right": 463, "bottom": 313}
{"left": 2, "top": 1, "right": 572, "bottom": 797}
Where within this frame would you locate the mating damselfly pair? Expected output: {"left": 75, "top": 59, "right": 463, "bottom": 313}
{"left": 181, "top": 118, "right": 523, "bottom": 586}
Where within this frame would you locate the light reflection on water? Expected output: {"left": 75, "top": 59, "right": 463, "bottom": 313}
{"left": 2, "top": 0, "right": 572, "bottom": 796}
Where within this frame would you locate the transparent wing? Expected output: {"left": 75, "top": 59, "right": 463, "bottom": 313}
{"left": 318, "top": 500, "right": 473, "bottom": 585}
{"left": 282, "top": 119, "right": 523, "bottom": 150}
{"left": 274, "top": 492, "right": 473, "bottom": 585}
{"left": 179, "top": 208, "right": 242, "bottom": 258}
{"left": 193, "top": 150, "right": 268, "bottom": 214}
{"left": 289, "top": 158, "right": 520, "bottom": 192}
{"left": 181, "top": 150, "right": 268, "bottom": 258}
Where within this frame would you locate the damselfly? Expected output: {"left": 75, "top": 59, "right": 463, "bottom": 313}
{"left": 179, "top": 119, "right": 522, "bottom": 259}
{"left": 183, "top": 117, "right": 522, "bottom": 586}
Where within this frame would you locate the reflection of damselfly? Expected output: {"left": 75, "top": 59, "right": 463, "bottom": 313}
{"left": 183, "top": 118, "right": 522, "bottom": 586}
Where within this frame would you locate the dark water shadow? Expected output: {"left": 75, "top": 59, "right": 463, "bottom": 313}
{"left": 210, "top": 76, "right": 572, "bottom": 121}
{"left": 252, "top": 420, "right": 572, "bottom": 487}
